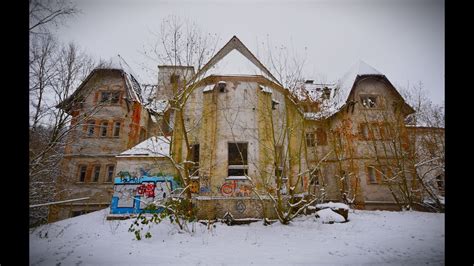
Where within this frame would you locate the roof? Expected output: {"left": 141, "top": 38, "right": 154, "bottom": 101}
{"left": 188, "top": 36, "right": 281, "bottom": 86}
{"left": 303, "top": 60, "right": 386, "bottom": 120}
{"left": 117, "top": 136, "right": 171, "bottom": 157}
{"left": 57, "top": 55, "right": 143, "bottom": 112}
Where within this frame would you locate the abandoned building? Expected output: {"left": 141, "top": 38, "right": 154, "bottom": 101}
{"left": 49, "top": 36, "right": 445, "bottom": 222}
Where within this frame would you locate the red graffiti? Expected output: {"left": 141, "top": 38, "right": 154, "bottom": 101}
{"left": 220, "top": 181, "right": 252, "bottom": 197}
{"left": 137, "top": 183, "right": 155, "bottom": 198}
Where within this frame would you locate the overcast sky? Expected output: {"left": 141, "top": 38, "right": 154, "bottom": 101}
{"left": 53, "top": 0, "right": 444, "bottom": 105}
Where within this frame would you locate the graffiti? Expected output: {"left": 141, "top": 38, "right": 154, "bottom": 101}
{"left": 220, "top": 180, "right": 252, "bottom": 197}
{"left": 110, "top": 176, "right": 179, "bottom": 215}
{"left": 200, "top": 186, "right": 211, "bottom": 193}
{"left": 190, "top": 180, "right": 200, "bottom": 194}
{"left": 139, "top": 167, "right": 151, "bottom": 177}
{"left": 137, "top": 183, "right": 155, "bottom": 198}
{"left": 235, "top": 200, "right": 246, "bottom": 213}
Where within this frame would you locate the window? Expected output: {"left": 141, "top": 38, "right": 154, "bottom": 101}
{"left": 106, "top": 165, "right": 115, "bottom": 182}
{"left": 306, "top": 133, "right": 315, "bottom": 147}
{"left": 316, "top": 128, "right": 327, "bottom": 145}
{"left": 86, "top": 120, "right": 95, "bottom": 137}
{"left": 360, "top": 123, "right": 369, "bottom": 140}
{"left": 92, "top": 165, "right": 100, "bottom": 182}
{"left": 367, "top": 166, "right": 377, "bottom": 184}
{"left": 78, "top": 165, "right": 87, "bottom": 182}
{"left": 272, "top": 100, "right": 279, "bottom": 110}
{"left": 190, "top": 144, "right": 200, "bottom": 177}
{"left": 228, "top": 142, "right": 248, "bottom": 176}
{"left": 113, "top": 122, "right": 121, "bottom": 137}
{"left": 100, "top": 92, "right": 110, "bottom": 103}
{"left": 361, "top": 95, "right": 377, "bottom": 108}
{"left": 322, "top": 87, "right": 331, "bottom": 100}
{"left": 100, "top": 121, "right": 108, "bottom": 137}
{"left": 110, "top": 92, "right": 120, "bottom": 104}
{"left": 218, "top": 81, "right": 227, "bottom": 93}
{"left": 100, "top": 91, "right": 120, "bottom": 104}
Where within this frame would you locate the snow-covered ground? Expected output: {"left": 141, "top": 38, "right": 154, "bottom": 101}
{"left": 30, "top": 208, "right": 444, "bottom": 265}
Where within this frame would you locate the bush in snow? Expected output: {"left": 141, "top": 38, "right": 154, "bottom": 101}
{"left": 315, "top": 208, "right": 346, "bottom": 224}
{"left": 314, "top": 201, "right": 349, "bottom": 222}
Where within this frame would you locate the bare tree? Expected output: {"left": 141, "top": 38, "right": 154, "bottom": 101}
{"left": 29, "top": 0, "right": 78, "bottom": 34}
{"left": 29, "top": 35, "right": 99, "bottom": 226}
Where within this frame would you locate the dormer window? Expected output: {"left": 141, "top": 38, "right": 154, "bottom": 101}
{"left": 100, "top": 91, "right": 120, "bottom": 104}
{"left": 322, "top": 87, "right": 331, "bottom": 100}
{"left": 361, "top": 95, "right": 377, "bottom": 108}
{"left": 218, "top": 81, "right": 227, "bottom": 93}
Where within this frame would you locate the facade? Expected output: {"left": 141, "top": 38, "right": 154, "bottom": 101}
{"left": 50, "top": 36, "right": 443, "bottom": 222}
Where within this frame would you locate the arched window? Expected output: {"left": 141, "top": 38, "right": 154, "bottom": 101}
{"left": 86, "top": 120, "right": 95, "bottom": 137}
{"left": 100, "top": 121, "right": 108, "bottom": 137}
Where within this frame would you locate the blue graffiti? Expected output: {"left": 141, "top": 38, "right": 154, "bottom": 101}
{"left": 110, "top": 175, "right": 180, "bottom": 215}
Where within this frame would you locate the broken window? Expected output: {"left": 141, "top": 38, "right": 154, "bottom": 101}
{"left": 367, "top": 166, "right": 377, "bottom": 184}
{"left": 218, "top": 81, "right": 227, "bottom": 93}
{"left": 78, "top": 165, "right": 87, "bottom": 182}
{"left": 316, "top": 128, "right": 328, "bottom": 145}
{"left": 228, "top": 142, "right": 248, "bottom": 176}
{"left": 86, "top": 120, "right": 95, "bottom": 137}
{"left": 110, "top": 92, "right": 120, "bottom": 104}
{"left": 100, "top": 121, "right": 108, "bottom": 137}
{"left": 190, "top": 144, "right": 200, "bottom": 177}
{"left": 92, "top": 165, "right": 100, "bottom": 182}
{"left": 113, "top": 121, "right": 121, "bottom": 137}
{"left": 360, "top": 95, "right": 377, "bottom": 108}
{"left": 106, "top": 165, "right": 115, "bottom": 182}
{"left": 100, "top": 91, "right": 120, "bottom": 104}
{"left": 322, "top": 87, "right": 331, "bottom": 100}
{"left": 272, "top": 99, "right": 279, "bottom": 110}
{"left": 305, "top": 133, "right": 316, "bottom": 147}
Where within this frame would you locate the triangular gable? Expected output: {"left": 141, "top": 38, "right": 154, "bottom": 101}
{"left": 188, "top": 36, "right": 282, "bottom": 86}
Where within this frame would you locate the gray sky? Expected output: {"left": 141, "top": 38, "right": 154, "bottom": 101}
{"left": 54, "top": 0, "right": 444, "bottom": 105}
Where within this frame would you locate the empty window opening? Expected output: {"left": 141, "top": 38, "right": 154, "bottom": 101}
{"left": 361, "top": 95, "right": 377, "bottom": 108}
{"left": 100, "top": 121, "right": 108, "bottom": 137}
{"left": 92, "top": 165, "right": 100, "bottom": 182}
{"left": 78, "top": 165, "right": 87, "bottom": 182}
{"left": 306, "top": 133, "right": 316, "bottom": 147}
{"left": 113, "top": 122, "right": 121, "bottom": 137}
{"left": 228, "top": 142, "right": 248, "bottom": 176}
{"left": 106, "top": 165, "right": 115, "bottom": 182}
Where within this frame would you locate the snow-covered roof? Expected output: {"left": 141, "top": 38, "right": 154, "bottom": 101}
{"left": 117, "top": 136, "right": 171, "bottom": 157}
{"left": 303, "top": 60, "right": 384, "bottom": 120}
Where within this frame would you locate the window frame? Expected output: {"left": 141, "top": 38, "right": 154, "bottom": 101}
{"left": 367, "top": 166, "right": 378, "bottom": 184}
{"left": 227, "top": 142, "right": 248, "bottom": 177}
{"left": 100, "top": 121, "right": 108, "bottom": 137}
{"left": 86, "top": 120, "right": 96, "bottom": 137}
{"left": 78, "top": 164, "right": 87, "bottom": 183}
{"left": 92, "top": 165, "right": 101, "bottom": 183}
{"left": 305, "top": 132, "right": 316, "bottom": 147}
{"left": 189, "top": 144, "right": 200, "bottom": 177}
{"left": 106, "top": 164, "right": 115, "bottom": 183}
{"left": 113, "top": 121, "right": 121, "bottom": 137}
